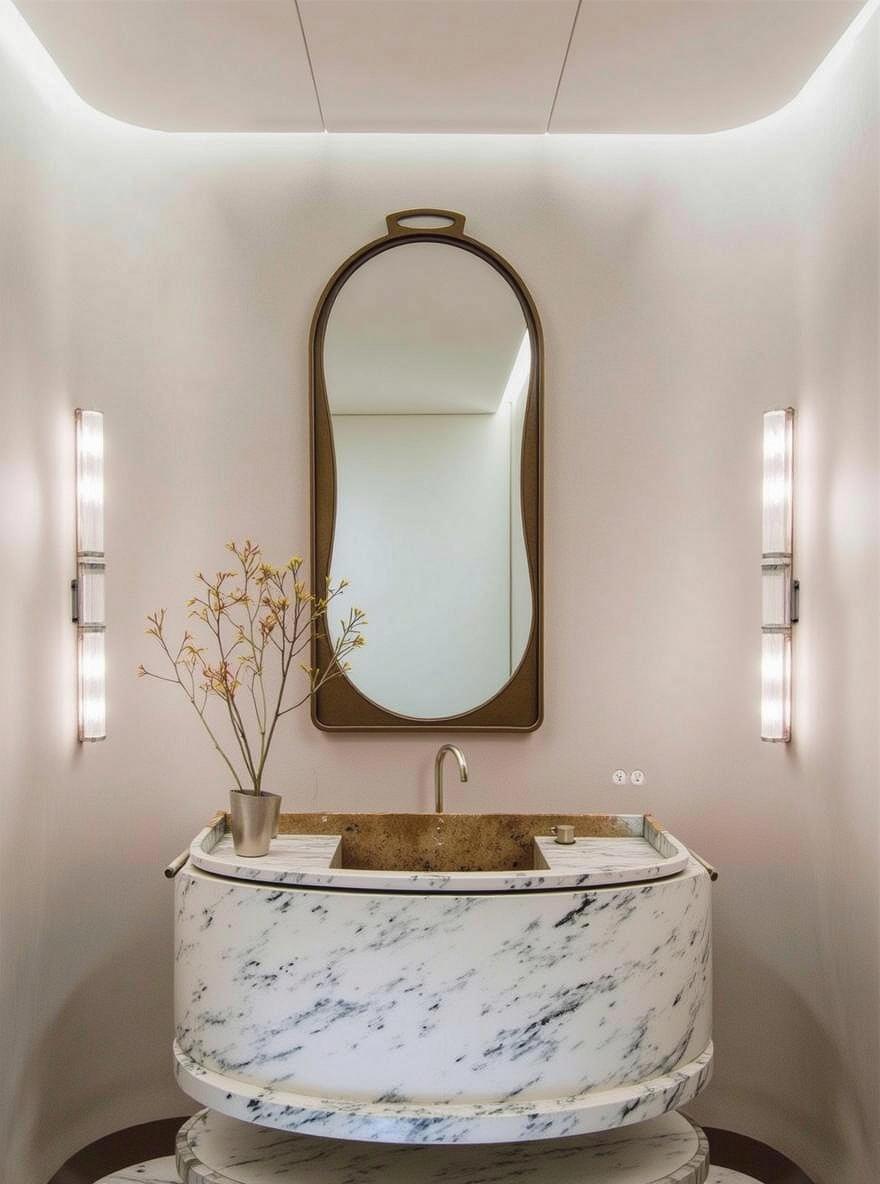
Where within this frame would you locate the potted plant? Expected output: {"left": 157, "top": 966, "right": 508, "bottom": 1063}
{"left": 139, "top": 540, "right": 365, "bottom": 856}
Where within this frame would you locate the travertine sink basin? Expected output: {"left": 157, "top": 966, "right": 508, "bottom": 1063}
{"left": 275, "top": 810, "right": 635, "bottom": 872}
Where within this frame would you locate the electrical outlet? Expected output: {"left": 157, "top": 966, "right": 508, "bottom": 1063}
{"left": 612, "top": 769, "right": 627, "bottom": 786}
{"left": 630, "top": 769, "right": 646, "bottom": 786}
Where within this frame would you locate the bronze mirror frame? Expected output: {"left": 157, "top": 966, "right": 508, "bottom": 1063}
{"left": 310, "top": 210, "right": 543, "bottom": 731}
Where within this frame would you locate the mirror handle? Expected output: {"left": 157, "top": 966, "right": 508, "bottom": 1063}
{"left": 385, "top": 209, "right": 466, "bottom": 238}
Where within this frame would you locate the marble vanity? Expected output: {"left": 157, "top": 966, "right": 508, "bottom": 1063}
{"left": 88, "top": 808, "right": 760, "bottom": 1184}
{"left": 173, "top": 811, "right": 714, "bottom": 1153}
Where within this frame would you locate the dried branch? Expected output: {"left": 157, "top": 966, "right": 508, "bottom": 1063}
{"left": 139, "top": 541, "right": 366, "bottom": 795}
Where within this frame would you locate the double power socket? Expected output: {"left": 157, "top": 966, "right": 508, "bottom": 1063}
{"left": 613, "top": 769, "right": 646, "bottom": 786}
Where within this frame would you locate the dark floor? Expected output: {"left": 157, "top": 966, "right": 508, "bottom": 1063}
{"left": 46, "top": 1117, "right": 816, "bottom": 1184}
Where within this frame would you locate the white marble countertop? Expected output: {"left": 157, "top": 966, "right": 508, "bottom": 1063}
{"left": 188, "top": 814, "right": 691, "bottom": 892}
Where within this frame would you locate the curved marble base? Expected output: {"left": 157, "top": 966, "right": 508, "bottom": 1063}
{"left": 95, "top": 1157, "right": 765, "bottom": 1184}
{"left": 175, "top": 864, "right": 712, "bottom": 1120}
{"left": 175, "top": 1109, "right": 711, "bottom": 1184}
{"left": 175, "top": 1039, "right": 713, "bottom": 1145}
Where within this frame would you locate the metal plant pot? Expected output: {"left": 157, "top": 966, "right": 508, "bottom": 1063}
{"left": 229, "top": 790, "right": 281, "bottom": 857}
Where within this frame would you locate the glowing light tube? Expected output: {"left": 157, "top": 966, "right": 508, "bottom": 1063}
{"left": 761, "top": 630, "right": 791, "bottom": 744}
{"left": 761, "top": 408, "right": 794, "bottom": 742}
{"left": 75, "top": 409, "right": 106, "bottom": 741}
{"left": 78, "top": 628, "right": 106, "bottom": 742}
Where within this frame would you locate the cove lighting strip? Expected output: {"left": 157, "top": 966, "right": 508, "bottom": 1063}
{"left": 73, "top": 409, "right": 106, "bottom": 741}
{"left": 761, "top": 408, "right": 796, "bottom": 743}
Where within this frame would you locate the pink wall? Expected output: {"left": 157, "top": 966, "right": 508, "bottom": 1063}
{"left": 0, "top": 6, "right": 877, "bottom": 1183}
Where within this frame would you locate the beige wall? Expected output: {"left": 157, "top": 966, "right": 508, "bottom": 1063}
{"left": 0, "top": 14, "right": 69, "bottom": 1182}
{"left": 0, "top": 5, "right": 877, "bottom": 1183}
{"left": 781, "top": 23, "right": 879, "bottom": 1175}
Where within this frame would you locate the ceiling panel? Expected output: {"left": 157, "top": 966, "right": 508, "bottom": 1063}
{"left": 10, "top": 0, "right": 870, "bottom": 134}
{"left": 13, "top": 0, "right": 322, "bottom": 131}
{"left": 551, "top": 0, "right": 864, "bottom": 133}
{"left": 298, "top": 0, "right": 579, "bottom": 132}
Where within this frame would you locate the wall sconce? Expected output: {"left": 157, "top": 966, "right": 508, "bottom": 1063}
{"left": 762, "top": 408, "right": 797, "bottom": 743}
{"left": 73, "top": 409, "right": 106, "bottom": 742}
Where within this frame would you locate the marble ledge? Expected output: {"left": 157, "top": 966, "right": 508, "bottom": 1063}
{"left": 173, "top": 1040, "right": 714, "bottom": 1145}
{"left": 188, "top": 817, "right": 691, "bottom": 893}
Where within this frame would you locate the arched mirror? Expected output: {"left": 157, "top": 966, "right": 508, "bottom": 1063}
{"left": 311, "top": 211, "right": 542, "bottom": 730}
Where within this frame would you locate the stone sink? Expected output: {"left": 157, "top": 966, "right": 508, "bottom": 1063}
{"left": 276, "top": 810, "right": 652, "bottom": 872}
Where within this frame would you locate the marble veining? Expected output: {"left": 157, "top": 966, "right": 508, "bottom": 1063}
{"left": 198, "top": 834, "right": 344, "bottom": 878}
{"left": 533, "top": 835, "right": 682, "bottom": 876}
{"left": 175, "top": 1109, "right": 710, "bottom": 1183}
{"left": 174, "top": 1042, "right": 713, "bottom": 1145}
{"left": 94, "top": 1150, "right": 762, "bottom": 1179}
{"left": 190, "top": 818, "right": 689, "bottom": 893}
{"left": 174, "top": 851, "right": 712, "bottom": 1144}
{"left": 92, "top": 1147, "right": 763, "bottom": 1184}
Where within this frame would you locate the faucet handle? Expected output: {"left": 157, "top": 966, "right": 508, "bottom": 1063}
{"left": 550, "top": 824, "right": 576, "bottom": 845}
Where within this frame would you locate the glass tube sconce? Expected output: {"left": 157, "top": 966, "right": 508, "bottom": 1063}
{"left": 761, "top": 408, "right": 797, "bottom": 742}
{"left": 73, "top": 409, "right": 106, "bottom": 741}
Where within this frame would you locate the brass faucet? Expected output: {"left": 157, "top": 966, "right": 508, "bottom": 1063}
{"left": 434, "top": 744, "right": 468, "bottom": 814}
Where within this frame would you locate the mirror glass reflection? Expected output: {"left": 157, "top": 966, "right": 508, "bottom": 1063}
{"left": 324, "top": 242, "right": 533, "bottom": 719}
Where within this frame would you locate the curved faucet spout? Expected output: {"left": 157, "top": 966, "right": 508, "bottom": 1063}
{"left": 434, "top": 744, "right": 468, "bottom": 814}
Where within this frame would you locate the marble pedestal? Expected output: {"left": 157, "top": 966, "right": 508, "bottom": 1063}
{"left": 98, "top": 1155, "right": 761, "bottom": 1184}
{"left": 91, "top": 1109, "right": 769, "bottom": 1184}
{"left": 176, "top": 1110, "right": 711, "bottom": 1183}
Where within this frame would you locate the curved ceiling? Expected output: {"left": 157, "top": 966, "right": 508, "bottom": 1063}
{"left": 12, "top": 0, "right": 867, "bottom": 134}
